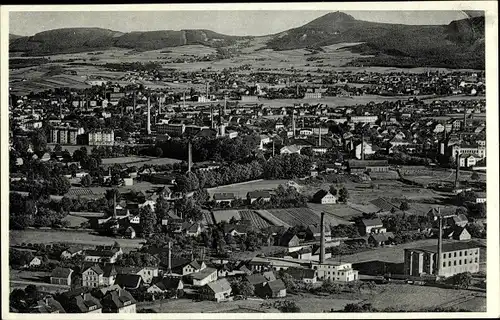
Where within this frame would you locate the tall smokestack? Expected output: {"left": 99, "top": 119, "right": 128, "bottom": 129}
{"left": 436, "top": 211, "right": 443, "bottom": 277}
{"left": 361, "top": 134, "right": 365, "bottom": 160}
{"left": 113, "top": 192, "right": 117, "bottom": 219}
{"left": 463, "top": 106, "right": 467, "bottom": 131}
{"left": 272, "top": 140, "right": 275, "bottom": 157}
{"left": 187, "top": 141, "right": 192, "bottom": 173}
{"left": 206, "top": 82, "right": 209, "bottom": 100}
{"left": 183, "top": 91, "right": 186, "bottom": 108}
{"left": 455, "top": 150, "right": 460, "bottom": 189}
{"left": 210, "top": 105, "right": 214, "bottom": 129}
{"left": 133, "top": 92, "right": 136, "bottom": 117}
{"left": 224, "top": 96, "right": 227, "bottom": 115}
{"left": 318, "top": 127, "right": 322, "bottom": 147}
{"left": 292, "top": 109, "right": 296, "bottom": 137}
{"left": 168, "top": 241, "right": 172, "bottom": 274}
{"left": 147, "top": 95, "right": 151, "bottom": 135}
{"left": 320, "top": 212, "right": 326, "bottom": 264}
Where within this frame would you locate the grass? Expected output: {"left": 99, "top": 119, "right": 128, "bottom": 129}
{"left": 206, "top": 179, "right": 289, "bottom": 198}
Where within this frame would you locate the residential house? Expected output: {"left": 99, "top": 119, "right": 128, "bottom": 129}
{"left": 312, "top": 190, "right": 337, "bottom": 204}
{"left": 444, "top": 226, "right": 471, "bottom": 241}
{"left": 189, "top": 267, "right": 218, "bottom": 287}
{"left": 172, "top": 259, "right": 207, "bottom": 276}
{"left": 255, "top": 279, "right": 287, "bottom": 299}
{"left": 247, "top": 191, "right": 271, "bottom": 204}
{"left": 27, "top": 256, "right": 43, "bottom": 268}
{"left": 280, "top": 145, "right": 301, "bottom": 155}
{"left": 50, "top": 267, "right": 73, "bottom": 286}
{"left": 223, "top": 224, "right": 250, "bottom": 237}
{"left": 286, "top": 268, "right": 317, "bottom": 284}
{"left": 114, "top": 274, "right": 143, "bottom": 291}
{"left": 83, "top": 245, "right": 123, "bottom": 264}
{"left": 100, "top": 287, "right": 137, "bottom": 313}
{"left": 60, "top": 247, "right": 83, "bottom": 260}
{"left": 124, "top": 226, "right": 136, "bottom": 239}
{"left": 31, "top": 297, "right": 65, "bottom": 314}
{"left": 446, "top": 214, "right": 469, "bottom": 228}
{"left": 102, "top": 265, "right": 118, "bottom": 286}
{"left": 116, "top": 266, "right": 159, "bottom": 284}
{"left": 148, "top": 277, "right": 184, "bottom": 297}
{"left": 368, "top": 232, "right": 395, "bottom": 247}
{"left": 359, "top": 218, "right": 385, "bottom": 236}
{"left": 474, "top": 192, "right": 487, "bottom": 204}
{"left": 355, "top": 141, "right": 376, "bottom": 159}
{"left": 213, "top": 193, "right": 236, "bottom": 206}
{"left": 306, "top": 224, "right": 331, "bottom": 241}
{"left": 199, "top": 278, "right": 232, "bottom": 302}
{"left": 82, "top": 265, "right": 104, "bottom": 288}
{"left": 67, "top": 293, "right": 102, "bottom": 313}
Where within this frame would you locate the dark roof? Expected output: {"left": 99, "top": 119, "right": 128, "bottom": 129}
{"left": 84, "top": 249, "right": 119, "bottom": 257}
{"left": 213, "top": 193, "right": 236, "bottom": 201}
{"left": 102, "top": 288, "right": 136, "bottom": 309}
{"left": 369, "top": 232, "right": 394, "bottom": 243}
{"left": 279, "top": 232, "right": 299, "bottom": 246}
{"left": 361, "top": 218, "right": 383, "bottom": 227}
{"left": 312, "top": 189, "right": 334, "bottom": 202}
{"left": 72, "top": 293, "right": 102, "bottom": 313}
{"left": 114, "top": 274, "right": 142, "bottom": 290}
{"left": 84, "top": 265, "right": 104, "bottom": 275}
{"left": 189, "top": 267, "right": 217, "bottom": 280}
{"left": 411, "top": 241, "right": 481, "bottom": 253}
{"left": 247, "top": 190, "right": 271, "bottom": 199}
{"left": 152, "top": 276, "right": 183, "bottom": 290}
{"left": 266, "top": 279, "right": 286, "bottom": 292}
{"left": 51, "top": 267, "right": 73, "bottom": 278}
{"left": 246, "top": 273, "right": 268, "bottom": 285}
{"left": 102, "top": 265, "right": 117, "bottom": 278}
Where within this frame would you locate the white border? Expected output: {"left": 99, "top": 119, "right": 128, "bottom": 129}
{"left": 1, "top": 2, "right": 499, "bottom": 319}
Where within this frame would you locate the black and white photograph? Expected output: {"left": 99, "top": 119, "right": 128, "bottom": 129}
{"left": 1, "top": 2, "right": 498, "bottom": 318}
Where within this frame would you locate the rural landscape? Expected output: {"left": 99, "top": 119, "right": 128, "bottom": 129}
{"left": 6, "top": 7, "right": 489, "bottom": 316}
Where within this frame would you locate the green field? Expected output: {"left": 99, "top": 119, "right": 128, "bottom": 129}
{"left": 206, "top": 179, "right": 289, "bottom": 199}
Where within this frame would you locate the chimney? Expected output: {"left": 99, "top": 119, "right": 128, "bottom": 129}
{"left": 436, "top": 211, "right": 443, "bottom": 277}
{"left": 167, "top": 241, "right": 172, "bottom": 274}
{"left": 361, "top": 134, "right": 365, "bottom": 160}
{"left": 272, "top": 140, "right": 275, "bottom": 157}
{"left": 318, "top": 127, "right": 322, "bottom": 147}
{"left": 113, "top": 192, "right": 117, "bottom": 219}
{"left": 183, "top": 91, "right": 186, "bottom": 108}
{"left": 463, "top": 105, "right": 467, "bottom": 130}
{"left": 210, "top": 105, "right": 214, "bottom": 129}
{"left": 133, "top": 92, "right": 136, "bottom": 117}
{"left": 319, "top": 212, "right": 326, "bottom": 264}
{"left": 224, "top": 96, "right": 227, "bottom": 115}
{"left": 292, "top": 109, "right": 296, "bottom": 137}
{"left": 187, "top": 141, "right": 192, "bottom": 173}
{"left": 147, "top": 95, "right": 151, "bottom": 135}
{"left": 455, "top": 150, "right": 460, "bottom": 189}
{"left": 206, "top": 82, "right": 209, "bottom": 100}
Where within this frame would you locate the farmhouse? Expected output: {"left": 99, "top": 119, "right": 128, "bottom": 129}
{"left": 255, "top": 279, "right": 287, "bottom": 298}
{"left": 358, "top": 218, "right": 385, "bottom": 236}
{"left": 213, "top": 193, "right": 236, "bottom": 206}
{"left": 189, "top": 267, "right": 218, "bottom": 287}
{"left": 199, "top": 278, "right": 232, "bottom": 302}
{"left": 443, "top": 226, "right": 471, "bottom": 241}
{"left": 312, "top": 190, "right": 337, "bottom": 204}
{"left": 247, "top": 191, "right": 271, "bottom": 204}
{"left": 82, "top": 265, "right": 105, "bottom": 288}
{"left": 50, "top": 267, "right": 74, "bottom": 286}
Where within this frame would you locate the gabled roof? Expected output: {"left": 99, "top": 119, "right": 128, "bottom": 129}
{"left": 152, "top": 276, "right": 183, "bottom": 290}
{"left": 83, "top": 265, "right": 104, "bottom": 275}
{"left": 72, "top": 293, "right": 102, "bottom": 313}
{"left": 286, "top": 267, "right": 316, "bottom": 280}
{"left": 266, "top": 279, "right": 286, "bottom": 292}
{"left": 312, "top": 190, "right": 335, "bottom": 202}
{"left": 114, "top": 274, "right": 142, "bottom": 290}
{"left": 246, "top": 273, "right": 268, "bottom": 286}
{"left": 360, "top": 218, "right": 383, "bottom": 227}
{"left": 247, "top": 190, "right": 271, "bottom": 199}
{"left": 51, "top": 267, "right": 73, "bottom": 278}
{"left": 189, "top": 267, "right": 217, "bottom": 280}
{"left": 213, "top": 192, "right": 236, "bottom": 201}
{"left": 206, "top": 278, "right": 232, "bottom": 294}
{"left": 103, "top": 288, "right": 136, "bottom": 309}
{"left": 369, "top": 232, "right": 394, "bottom": 243}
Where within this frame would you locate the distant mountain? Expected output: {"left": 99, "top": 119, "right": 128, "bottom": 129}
{"left": 9, "top": 33, "right": 24, "bottom": 40}
{"left": 9, "top": 27, "right": 243, "bottom": 55}
{"left": 9, "top": 13, "right": 485, "bottom": 69}
{"left": 266, "top": 12, "right": 485, "bottom": 69}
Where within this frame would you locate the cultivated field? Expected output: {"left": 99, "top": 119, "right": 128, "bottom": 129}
{"left": 265, "top": 208, "right": 320, "bottom": 227}
{"left": 206, "top": 179, "right": 289, "bottom": 198}
{"left": 10, "top": 229, "right": 144, "bottom": 251}
{"left": 239, "top": 210, "right": 272, "bottom": 229}
{"left": 101, "top": 156, "right": 182, "bottom": 167}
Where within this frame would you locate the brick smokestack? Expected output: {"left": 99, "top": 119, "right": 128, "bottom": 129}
{"left": 455, "top": 150, "right": 460, "bottom": 189}
{"left": 436, "top": 210, "right": 443, "bottom": 277}
{"left": 320, "top": 212, "right": 326, "bottom": 264}
{"left": 188, "top": 141, "right": 192, "bottom": 173}
{"left": 147, "top": 95, "right": 151, "bottom": 135}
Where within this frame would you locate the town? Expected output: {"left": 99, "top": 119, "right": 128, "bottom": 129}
{"left": 7, "top": 9, "right": 488, "bottom": 315}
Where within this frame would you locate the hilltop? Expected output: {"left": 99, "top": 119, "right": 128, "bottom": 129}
{"left": 9, "top": 27, "right": 242, "bottom": 55}
{"left": 9, "top": 12, "right": 485, "bottom": 69}
{"left": 266, "top": 12, "right": 485, "bottom": 69}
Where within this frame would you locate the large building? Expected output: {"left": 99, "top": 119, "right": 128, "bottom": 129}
{"left": 155, "top": 123, "right": 185, "bottom": 136}
{"left": 88, "top": 129, "right": 115, "bottom": 146}
{"left": 311, "top": 262, "right": 359, "bottom": 282}
{"left": 404, "top": 241, "right": 481, "bottom": 278}
{"left": 50, "top": 126, "right": 85, "bottom": 145}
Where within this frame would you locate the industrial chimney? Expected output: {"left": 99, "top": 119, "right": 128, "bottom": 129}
{"left": 224, "top": 96, "right": 227, "bottom": 115}
{"left": 318, "top": 127, "right": 322, "bottom": 147}
{"left": 292, "top": 109, "right": 296, "bottom": 137}
{"left": 361, "top": 134, "right": 365, "bottom": 160}
{"left": 319, "top": 212, "right": 326, "bottom": 264}
{"left": 167, "top": 241, "right": 172, "bottom": 274}
{"left": 210, "top": 105, "right": 214, "bottom": 129}
{"left": 463, "top": 106, "right": 467, "bottom": 130}
{"left": 206, "top": 82, "right": 209, "bottom": 101}
{"left": 436, "top": 210, "right": 443, "bottom": 277}
{"left": 187, "top": 141, "right": 193, "bottom": 173}
{"left": 455, "top": 150, "right": 460, "bottom": 189}
{"left": 147, "top": 95, "right": 151, "bottom": 135}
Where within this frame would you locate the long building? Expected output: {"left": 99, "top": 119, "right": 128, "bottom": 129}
{"left": 404, "top": 241, "right": 481, "bottom": 278}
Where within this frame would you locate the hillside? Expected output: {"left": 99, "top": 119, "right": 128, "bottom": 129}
{"left": 266, "top": 12, "right": 485, "bottom": 69}
{"left": 9, "top": 34, "right": 24, "bottom": 40}
{"left": 9, "top": 27, "right": 242, "bottom": 55}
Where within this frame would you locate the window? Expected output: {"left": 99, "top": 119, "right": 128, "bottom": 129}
{"left": 459, "top": 260, "right": 462, "bottom": 265}
{"left": 465, "top": 251, "right": 468, "bottom": 256}
{"left": 475, "top": 258, "right": 478, "bottom": 263}
{"left": 464, "top": 260, "right": 467, "bottom": 264}
{"left": 442, "top": 254, "right": 446, "bottom": 259}
{"left": 454, "top": 261, "right": 457, "bottom": 266}
{"left": 443, "top": 262, "right": 446, "bottom": 267}
{"left": 454, "top": 252, "right": 457, "bottom": 257}
{"left": 448, "top": 253, "right": 452, "bottom": 258}
{"left": 448, "top": 261, "right": 451, "bottom": 267}
{"left": 459, "top": 251, "right": 462, "bottom": 257}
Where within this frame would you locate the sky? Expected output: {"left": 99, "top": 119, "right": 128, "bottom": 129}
{"left": 9, "top": 10, "right": 480, "bottom": 37}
